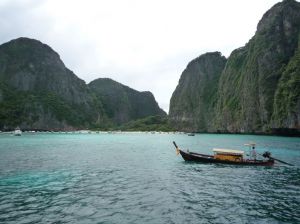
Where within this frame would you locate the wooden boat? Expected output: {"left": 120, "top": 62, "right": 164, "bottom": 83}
{"left": 178, "top": 149, "right": 274, "bottom": 166}
{"left": 173, "top": 142, "right": 275, "bottom": 166}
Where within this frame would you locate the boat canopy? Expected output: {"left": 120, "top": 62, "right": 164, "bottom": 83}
{"left": 212, "top": 148, "right": 244, "bottom": 155}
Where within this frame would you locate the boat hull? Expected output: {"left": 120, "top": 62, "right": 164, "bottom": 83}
{"left": 179, "top": 150, "right": 274, "bottom": 166}
{"left": 14, "top": 130, "right": 22, "bottom": 136}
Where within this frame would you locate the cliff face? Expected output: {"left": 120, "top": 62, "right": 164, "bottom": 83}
{"left": 89, "top": 78, "right": 166, "bottom": 125}
{"left": 169, "top": 52, "right": 226, "bottom": 132}
{"left": 272, "top": 33, "right": 300, "bottom": 130}
{"left": 0, "top": 38, "right": 164, "bottom": 130}
{"left": 169, "top": 0, "right": 300, "bottom": 134}
{"left": 0, "top": 38, "right": 94, "bottom": 105}
{"left": 0, "top": 37, "right": 104, "bottom": 130}
{"left": 216, "top": 0, "right": 300, "bottom": 133}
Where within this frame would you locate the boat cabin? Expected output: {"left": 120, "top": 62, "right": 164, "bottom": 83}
{"left": 212, "top": 148, "right": 244, "bottom": 162}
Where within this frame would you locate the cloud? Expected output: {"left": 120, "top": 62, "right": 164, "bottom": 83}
{"left": 0, "top": 0, "right": 281, "bottom": 112}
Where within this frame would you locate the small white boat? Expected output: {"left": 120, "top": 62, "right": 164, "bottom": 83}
{"left": 14, "top": 127, "right": 22, "bottom": 136}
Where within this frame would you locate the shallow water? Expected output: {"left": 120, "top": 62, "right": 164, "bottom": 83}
{"left": 0, "top": 133, "right": 299, "bottom": 224}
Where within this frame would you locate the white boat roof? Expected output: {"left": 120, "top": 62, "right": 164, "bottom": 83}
{"left": 212, "top": 148, "right": 244, "bottom": 155}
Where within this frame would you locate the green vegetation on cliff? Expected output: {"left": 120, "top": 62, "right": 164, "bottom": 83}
{"left": 273, "top": 34, "right": 300, "bottom": 128}
{"left": 169, "top": 52, "right": 227, "bottom": 132}
{"left": 89, "top": 78, "right": 166, "bottom": 125}
{"left": 169, "top": 0, "right": 300, "bottom": 134}
{"left": 119, "top": 115, "right": 174, "bottom": 132}
{"left": 216, "top": 0, "right": 300, "bottom": 133}
{"left": 0, "top": 38, "right": 165, "bottom": 130}
{"left": 0, "top": 83, "right": 106, "bottom": 130}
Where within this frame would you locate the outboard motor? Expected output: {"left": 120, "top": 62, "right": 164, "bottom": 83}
{"left": 262, "top": 151, "right": 271, "bottom": 158}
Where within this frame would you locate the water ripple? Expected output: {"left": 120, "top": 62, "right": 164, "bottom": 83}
{"left": 0, "top": 133, "right": 299, "bottom": 223}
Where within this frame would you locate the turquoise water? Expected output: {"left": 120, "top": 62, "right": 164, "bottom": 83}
{"left": 0, "top": 133, "right": 299, "bottom": 224}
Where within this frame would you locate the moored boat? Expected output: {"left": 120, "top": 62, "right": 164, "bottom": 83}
{"left": 14, "top": 127, "right": 22, "bottom": 136}
{"left": 173, "top": 142, "right": 275, "bottom": 166}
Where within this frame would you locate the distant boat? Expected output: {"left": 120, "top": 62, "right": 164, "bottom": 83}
{"left": 187, "top": 133, "right": 195, "bottom": 136}
{"left": 14, "top": 127, "right": 22, "bottom": 136}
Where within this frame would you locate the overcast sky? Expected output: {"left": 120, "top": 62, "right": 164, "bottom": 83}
{"left": 0, "top": 0, "right": 282, "bottom": 112}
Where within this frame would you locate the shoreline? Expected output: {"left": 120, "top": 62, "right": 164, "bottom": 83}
{"left": 1, "top": 129, "right": 299, "bottom": 137}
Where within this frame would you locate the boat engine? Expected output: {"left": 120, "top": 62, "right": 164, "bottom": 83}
{"left": 262, "top": 151, "right": 271, "bottom": 158}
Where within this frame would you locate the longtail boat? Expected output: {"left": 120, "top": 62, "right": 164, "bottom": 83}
{"left": 173, "top": 141, "right": 276, "bottom": 166}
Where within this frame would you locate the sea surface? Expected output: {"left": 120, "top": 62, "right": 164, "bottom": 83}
{"left": 0, "top": 132, "right": 299, "bottom": 224}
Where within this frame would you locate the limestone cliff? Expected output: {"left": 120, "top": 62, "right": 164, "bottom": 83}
{"left": 0, "top": 38, "right": 164, "bottom": 130}
{"left": 89, "top": 78, "right": 166, "bottom": 125}
{"left": 0, "top": 37, "right": 105, "bottom": 130}
{"left": 169, "top": 0, "right": 300, "bottom": 135}
{"left": 169, "top": 52, "right": 226, "bottom": 131}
